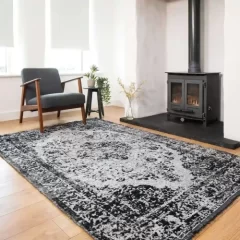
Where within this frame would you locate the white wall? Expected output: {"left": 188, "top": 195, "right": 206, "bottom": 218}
{"left": 135, "top": 0, "right": 167, "bottom": 117}
{"left": 90, "top": 0, "right": 119, "bottom": 105}
{"left": 117, "top": 0, "right": 137, "bottom": 82}
{"left": 224, "top": 0, "right": 240, "bottom": 141}
{"left": 90, "top": 0, "right": 136, "bottom": 107}
{"left": 166, "top": 0, "right": 188, "bottom": 72}
{"left": 94, "top": 0, "right": 167, "bottom": 118}
{"left": 166, "top": 0, "right": 225, "bottom": 120}
{"left": 114, "top": 0, "right": 137, "bottom": 113}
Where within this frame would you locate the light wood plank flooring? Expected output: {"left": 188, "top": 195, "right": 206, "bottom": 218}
{"left": 0, "top": 106, "right": 240, "bottom": 240}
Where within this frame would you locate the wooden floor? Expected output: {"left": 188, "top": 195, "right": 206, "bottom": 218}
{"left": 0, "top": 106, "right": 240, "bottom": 240}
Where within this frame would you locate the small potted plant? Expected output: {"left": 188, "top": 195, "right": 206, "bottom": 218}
{"left": 118, "top": 79, "right": 144, "bottom": 120}
{"left": 84, "top": 65, "right": 111, "bottom": 104}
{"left": 84, "top": 65, "right": 98, "bottom": 88}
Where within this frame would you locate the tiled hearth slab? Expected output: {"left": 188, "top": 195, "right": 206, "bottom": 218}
{"left": 120, "top": 113, "right": 240, "bottom": 150}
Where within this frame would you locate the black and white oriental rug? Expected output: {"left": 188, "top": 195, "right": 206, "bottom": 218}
{"left": 0, "top": 119, "right": 240, "bottom": 240}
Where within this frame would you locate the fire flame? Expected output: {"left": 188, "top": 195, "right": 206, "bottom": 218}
{"left": 172, "top": 96, "right": 199, "bottom": 106}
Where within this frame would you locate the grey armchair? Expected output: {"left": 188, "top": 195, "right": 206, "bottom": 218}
{"left": 20, "top": 68, "right": 86, "bottom": 133}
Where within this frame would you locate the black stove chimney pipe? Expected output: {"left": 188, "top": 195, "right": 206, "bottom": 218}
{"left": 188, "top": 0, "right": 201, "bottom": 73}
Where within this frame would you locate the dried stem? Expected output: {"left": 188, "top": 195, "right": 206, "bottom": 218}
{"left": 118, "top": 79, "right": 144, "bottom": 101}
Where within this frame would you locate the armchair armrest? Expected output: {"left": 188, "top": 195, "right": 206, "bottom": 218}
{"left": 61, "top": 77, "right": 83, "bottom": 84}
{"left": 20, "top": 78, "right": 41, "bottom": 87}
{"left": 61, "top": 77, "right": 83, "bottom": 94}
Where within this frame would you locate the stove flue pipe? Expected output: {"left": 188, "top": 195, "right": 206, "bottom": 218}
{"left": 188, "top": 0, "right": 201, "bottom": 73}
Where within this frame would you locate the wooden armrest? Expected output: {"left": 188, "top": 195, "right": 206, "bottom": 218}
{"left": 61, "top": 77, "right": 83, "bottom": 94}
{"left": 20, "top": 78, "right": 41, "bottom": 87}
{"left": 61, "top": 77, "right": 83, "bottom": 84}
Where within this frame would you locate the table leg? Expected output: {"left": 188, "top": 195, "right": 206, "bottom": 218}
{"left": 99, "top": 91, "right": 104, "bottom": 116}
{"left": 88, "top": 90, "right": 93, "bottom": 116}
{"left": 86, "top": 90, "right": 90, "bottom": 116}
{"left": 97, "top": 91, "right": 102, "bottom": 119}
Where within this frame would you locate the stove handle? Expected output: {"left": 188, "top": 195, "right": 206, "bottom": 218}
{"left": 172, "top": 109, "right": 194, "bottom": 114}
{"left": 172, "top": 108, "right": 182, "bottom": 112}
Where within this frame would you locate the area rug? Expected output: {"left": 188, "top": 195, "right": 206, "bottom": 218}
{"left": 0, "top": 119, "right": 240, "bottom": 240}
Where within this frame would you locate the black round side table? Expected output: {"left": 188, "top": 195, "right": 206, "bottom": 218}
{"left": 84, "top": 87, "right": 104, "bottom": 119}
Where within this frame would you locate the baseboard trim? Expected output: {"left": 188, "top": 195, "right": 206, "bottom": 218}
{"left": 0, "top": 109, "right": 79, "bottom": 122}
{"left": 0, "top": 104, "right": 120, "bottom": 122}
{"left": 0, "top": 110, "right": 36, "bottom": 121}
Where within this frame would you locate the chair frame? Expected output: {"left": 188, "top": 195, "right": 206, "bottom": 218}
{"left": 19, "top": 77, "right": 86, "bottom": 133}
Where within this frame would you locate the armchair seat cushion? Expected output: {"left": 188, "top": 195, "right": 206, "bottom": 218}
{"left": 27, "top": 93, "right": 85, "bottom": 109}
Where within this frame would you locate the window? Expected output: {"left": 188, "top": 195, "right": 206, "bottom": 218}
{"left": 83, "top": 51, "right": 95, "bottom": 72}
{"left": 0, "top": 48, "right": 7, "bottom": 74}
{"left": 45, "top": 49, "right": 95, "bottom": 74}
{"left": 0, "top": 0, "right": 95, "bottom": 75}
{"left": 45, "top": 0, "right": 94, "bottom": 74}
{"left": 46, "top": 49, "right": 83, "bottom": 73}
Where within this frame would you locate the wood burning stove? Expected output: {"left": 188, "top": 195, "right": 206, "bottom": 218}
{"left": 167, "top": 72, "right": 220, "bottom": 126}
{"left": 167, "top": 0, "right": 221, "bottom": 126}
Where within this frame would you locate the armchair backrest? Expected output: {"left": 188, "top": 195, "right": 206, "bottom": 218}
{"left": 21, "top": 68, "right": 63, "bottom": 102}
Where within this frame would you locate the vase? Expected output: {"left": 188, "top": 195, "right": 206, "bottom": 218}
{"left": 126, "top": 99, "right": 134, "bottom": 120}
{"left": 87, "top": 79, "right": 95, "bottom": 88}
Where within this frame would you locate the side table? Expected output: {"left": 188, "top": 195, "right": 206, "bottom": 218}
{"left": 85, "top": 87, "right": 104, "bottom": 119}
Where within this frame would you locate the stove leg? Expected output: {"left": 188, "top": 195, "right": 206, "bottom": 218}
{"left": 167, "top": 113, "right": 171, "bottom": 121}
{"left": 203, "top": 120, "right": 208, "bottom": 127}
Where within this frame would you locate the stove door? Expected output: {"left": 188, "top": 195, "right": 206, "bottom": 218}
{"left": 168, "top": 79, "right": 184, "bottom": 111}
{"left": 184, "top": 80, "right": 203, "bottom": 118}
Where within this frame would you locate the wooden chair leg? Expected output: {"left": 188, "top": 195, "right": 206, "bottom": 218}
{"left": 19, "top": 86, "right": 26, "bottom": 123}
{"left": 35, "top": 80, "right": 44, "bottom": 133}
{"left": 57, "top": 110, "right": 61, "bottom": 118}
{"left": 19, "top": 111, "right": 24, "bottom": 124}
{"left": 38, "top": 107, "right": 44, "bottom": 133}
{"left": 81, "top": 106, "right": 87, "bottom": 125}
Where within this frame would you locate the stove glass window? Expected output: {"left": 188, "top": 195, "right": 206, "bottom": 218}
{"left": 187, "top": 84, "right": 199, "bottom": 106}
{"left": 171, "top": 83, "right": 182, "bottom": 104}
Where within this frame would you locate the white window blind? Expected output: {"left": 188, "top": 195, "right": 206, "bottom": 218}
{"left": 50, "top": 0, "right": 89, "bottom": 50}
{"left": 0, "top": 0, "right": 13, "bottom": 47}
{"left": 14, "top": 0, "right": 45, "bottom": 68}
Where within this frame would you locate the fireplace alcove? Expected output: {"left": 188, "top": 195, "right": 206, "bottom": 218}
{"left": 120, "top": 0, "right": 239, "bottom": 149}
{"left": 120, "top": 71, "right": 238, "bottom": 149}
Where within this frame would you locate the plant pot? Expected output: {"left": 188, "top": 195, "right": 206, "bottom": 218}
{"left": 87, "top": 79, "right": 95, "bottom": 88}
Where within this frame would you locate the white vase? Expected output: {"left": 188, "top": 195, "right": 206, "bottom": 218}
{"left": 87, "top": 79, "right": 95, "bottom": 88}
